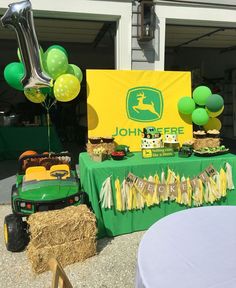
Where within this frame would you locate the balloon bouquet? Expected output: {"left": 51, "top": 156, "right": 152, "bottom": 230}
{"left": 1, "top": 0, "right": 82, "bottom": 152}
{"left": 178, "top": 85, "right": 224, "bottom": 131}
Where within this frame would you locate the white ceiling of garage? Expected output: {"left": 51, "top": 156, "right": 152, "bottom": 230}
{"left": 1, "top": 17, "right": 236, "bottom": 51}
{"left": 166, "top": 25, "right": 236, "bottom": 51}
{"left": 0, "top": 18, "right": 114, "bottom": 46}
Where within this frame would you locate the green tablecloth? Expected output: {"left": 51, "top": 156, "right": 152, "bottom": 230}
{"left": 79, "top": 152, "right": 236, "bottom": 238}
{"left": 0, "top": 126, "right": 63, "bottom": 160}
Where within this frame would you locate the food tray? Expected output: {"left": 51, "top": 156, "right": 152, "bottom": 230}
{"left": 193, "top": 149, "right": 229, "bottom": 157}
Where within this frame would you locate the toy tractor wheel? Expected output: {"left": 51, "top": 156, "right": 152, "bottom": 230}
{"left": 4, "top": 214, "right": 29, "bottom": 252}
{"left": 79, "top": 191, "right": 89, "bottom": 205}
{"left": 11, "top": 184, "right": 17, "bottom": 212}
{"left": 147, "top": 134, "right": 152, "bottom": 139}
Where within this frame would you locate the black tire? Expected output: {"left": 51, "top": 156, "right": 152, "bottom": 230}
{"left": 11, "top": 184, "right": 17, "bottom": 213}
{"left": 147, "top": 134, "right": 152, "bottom": 139}
{"left": 78, "top": 191, "right": 94, "bottom": 211}
{"left": 79, "top": 191, "right": 89, "bottom": 205}
{"left": 4, "top": 214, "right": 29, "bottom": 252}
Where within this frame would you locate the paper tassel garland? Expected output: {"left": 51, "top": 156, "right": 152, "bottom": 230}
{"left": 99, "top": 176, "right": 113, "bottom": 209}
{"left": 99, "top": 162, "right": 235, "bottom": 212}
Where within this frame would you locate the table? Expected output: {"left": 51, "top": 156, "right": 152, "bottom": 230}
{"left": 136, "top": 206, "right": 236, "bottom": 288}
{"left": 79, "top": 152, "right": 236, "bottom": 238}
{"left": 0, "top": 126, "right": 63, "bottom": 160}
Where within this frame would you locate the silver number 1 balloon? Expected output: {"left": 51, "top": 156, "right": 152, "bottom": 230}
{"left": 1, "top": 0, "right": 52, "bottom": 89}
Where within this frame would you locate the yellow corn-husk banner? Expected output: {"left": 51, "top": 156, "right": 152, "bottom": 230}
{"left": 99, "top": 163, "right": 234, "bottom": 210}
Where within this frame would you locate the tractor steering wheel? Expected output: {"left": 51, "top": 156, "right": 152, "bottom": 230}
{"left": 50, "top": 170, "right": 69, "bottom": 180}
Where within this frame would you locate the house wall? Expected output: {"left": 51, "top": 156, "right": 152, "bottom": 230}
{"left": 165, "top": 47, "right": 236, "bottom": 137}
{"left": 131, "top": 0, "right": 236, "bottom": 71}
{"left": 157, "top": 0, "right": 236, "bottom": 6}
{"left": 154, "top": 1, "right": 236, "bottom": 138}
{"left": 1, "top": 0, "right": 236, "bottom": 73}
{"left": 1, "top": 0, "right": 236, "bottom": 138}
{"left": 131, "top": 1, "right": 156, "bottom": 70}
{"left": 0, "top": 40, "right": 115, "bottom": 105}
{"left": 0, "top": 0, "right": 132, "bottom": 70}
{"left": 165, "top": 48, "right": 236, "bottom": 79}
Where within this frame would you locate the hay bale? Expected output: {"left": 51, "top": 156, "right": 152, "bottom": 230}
{"left": 193, "top": 138, "right": 220, "bottom": 150}
{"left": 27, "top": 237, "right": 96, "bottom": 274}
{"left": 27, "top": 205, "right": 97, "bottom": 274}
{"left": 86, "top": 142, "right": 115, "bottom": 155}
{"left": 27, "top": 205, "right": 97, "bottom": 248}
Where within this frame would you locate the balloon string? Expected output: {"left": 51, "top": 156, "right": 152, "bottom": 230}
{"left": 48, "top": 100, "right": 57, "bottom": 110}
{"left": 41, "top": 96, "right": 57, "bottom": 153}
{"left": 41, "top": 101, "right": 46, "bottom": 109}
{"left": 47, "top": 109, "right": 51, "bottom": 153}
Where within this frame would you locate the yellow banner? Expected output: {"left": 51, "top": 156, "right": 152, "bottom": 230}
{"left": 87, "top": 70, "right": 192, "bottom": 151}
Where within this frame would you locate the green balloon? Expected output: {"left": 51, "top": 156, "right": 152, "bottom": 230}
{"left": 205, "top": 94, "right": 224, "bottom": 112}
{"left": 4, "top": 62, "right": 25, "bottom": 91}
{"left": 177, "top": 97, "right": 195, "bottom": 115}
{"left": 44, "top": 48, "right": 68, "bottom": 80}
{"left": 191, "top": 108, "right": 209, "bottom": 126}
{"left": 193, "top": 86, "right": 212, "bottom": 106}
{"left": 67, "top": 64, "right": 83, "bottom": 83}
{"left": 41, "top": 51, "right": 49, "bottom": 74}
{"left": 47, "top": 45, "right": 68, "bottom": 57}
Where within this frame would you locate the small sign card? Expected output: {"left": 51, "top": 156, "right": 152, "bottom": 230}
{"left": 142, "top": 148, "right": 175, "bottom": 158}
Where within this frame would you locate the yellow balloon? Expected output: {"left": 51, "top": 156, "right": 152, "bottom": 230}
{"left": 24, "top": 88, "right": 46, "bottom": 103}
{"left": 87, "top": 104, "right": 99, "bottom": 130}
{"left": 203, "top": 117, "right": 222, "bottom": 131}
{"left": 206, "top": 106, "right": 224, "bottom": 118}
{"left": 53, "top": 74, "right": 80, "bottom": 102}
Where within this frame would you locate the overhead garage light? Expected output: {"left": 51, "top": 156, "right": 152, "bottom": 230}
{"left": 137, "top": 0, "right": 155, "bottom": 42}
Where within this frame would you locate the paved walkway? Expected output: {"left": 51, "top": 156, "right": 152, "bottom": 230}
{"left": 0, "top": 205, "right": 143, "bottom": 288}
{"left": 0, "top": 160, "right": 17, "bottom": 204}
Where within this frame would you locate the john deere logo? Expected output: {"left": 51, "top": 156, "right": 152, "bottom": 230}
{"left": 126, "top": 87, "right": 163, "bottom": 122}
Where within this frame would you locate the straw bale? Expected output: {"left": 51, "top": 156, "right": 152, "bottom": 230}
{"left": 27, "top": 237, "right": 97, "bottom": 274}
{"left": 27, "top": 205, "right": 97, "bottom": 249}
{"left": 86, "top": 142, "right": 115, "bottom": 155}
{"left": 193, "top": 138, "right": 220, "bottom": 150}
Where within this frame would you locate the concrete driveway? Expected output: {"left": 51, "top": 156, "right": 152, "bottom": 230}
{"left": 0, "top": 160, "right": 17, "bottom": 204}
{"left": 0, "top": 204, "right": 143, "bottom": 288}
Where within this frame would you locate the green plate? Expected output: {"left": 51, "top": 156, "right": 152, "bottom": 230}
{"left": 193, "top": 148, "right": 229, "bottom": 157}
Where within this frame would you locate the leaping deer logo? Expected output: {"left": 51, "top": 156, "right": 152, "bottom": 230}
{"left": 133, "top": 91, "right": 160, "bottom": 118}
{"left": 126, "top": 86, "right": 163, "bottom": 122}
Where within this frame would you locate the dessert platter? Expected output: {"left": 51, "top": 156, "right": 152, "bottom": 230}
{"left": 193, "top": 129, "right": 229, "bottom": 156}
{"left": 193, "top": 145, "right": 229, "bottom": 156}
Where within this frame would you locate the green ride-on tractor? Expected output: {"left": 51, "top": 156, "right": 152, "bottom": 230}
{"left": 4, "top": 152, "right": 87, "bottom": 252}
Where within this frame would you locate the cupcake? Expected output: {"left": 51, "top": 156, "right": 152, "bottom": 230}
{"left": 88, "top": 137, "right": 102, "bottom": 144}
{"left": 193, "top": 130, "right": 206, "bottom": 139}
{"left": 101, "top": 136, "right": 114, "bottom": 143}
{"left": 183, "top": 140, "right": 194, "bottom": 146}
{"left": 207, "top": 129, "right": 220, "bottom": 138}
